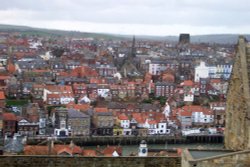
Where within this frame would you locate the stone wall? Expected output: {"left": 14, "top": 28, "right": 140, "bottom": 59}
{"left": 0, "top": 156, "right": 181, "bottom": 167}
{"left": 182, "top": 149, "right": 250, "bottom": 167}
{"left": 224, "top": 36, "right": 250, "bottom": 150}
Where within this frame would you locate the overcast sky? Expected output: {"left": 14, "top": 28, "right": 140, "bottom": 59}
{"left": 0, "top": 0, "right": 250, "bottom": 36}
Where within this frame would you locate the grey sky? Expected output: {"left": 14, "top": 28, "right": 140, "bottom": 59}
{"left": 0, "top": 0, "right": 249, "bottom": 35}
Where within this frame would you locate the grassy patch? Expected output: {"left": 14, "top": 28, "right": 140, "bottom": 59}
{"left": 6, "top": 99, "right": 29, "bottom": 106}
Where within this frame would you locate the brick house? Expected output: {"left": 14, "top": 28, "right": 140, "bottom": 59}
{"left": 92, "top": 108, "right": 114, "bottom": 136}
{"left": 154, "top": 82, "right": 175, "bottom": 98}
{"left": 3, "top": 113, "right": 17, "bottom": 137}
{"left": 67, "top": 109, "right": 90, "bottom": 136}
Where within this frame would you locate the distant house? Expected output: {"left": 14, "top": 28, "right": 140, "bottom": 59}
{"left": 194, "top": 61, "right": 210, "bottom": 82}
{"left": 53, "top": 108, "right": 71, "bottom": 137}
{"left": 96, "top": 64, "right": 117, "bottom": 77}
{"left": 24, "top": 142, "right": 82, "bottom": 156}
{"left": 210, "top": 79, "right": 228, "bottom": 95}
{"left": 181, "top": 80, "right": 195, "bottom": 103}
{"left": 53, "top": 107, "right": 91, "bottom": 137}
{"left": 67, "top": 109, "right": 90, "bottom": 136}
{"left": 97, "top": 84, "right": 110, "bottom": 98}
{"left": 101, "top": 146, "right": 122, "bottom": 157}
{"left": 149, "top": 60, "right": 178, "bottom": 75}
{"left": 173, "top": 105, "right": 214, "bottom": 129}
{"left": 31, "top": 84, "right": 45, "bottom": 100}
{"left": 154, "top": 82, "right": 175, "bottom": 98}
{"left": 92, "top": 108, "right": 114, "bottom": 136}
{"left": 117, "top": 114, "right": 130, "bottom": 129}
{"left": 17, "top": 118, "right": 39, "bottom": 136}
{"left": 3, "top": 113, "right": 17, "bottom": 137}
{"left": 15, "top": 57, "right": 49, "bottom": 73}
{"left": 72, "top": 83, "right": 87, "bottom": 98}
{"left": 43, "top": 85, "right": 74, "bottom": 104}
{"left": 0, "top": 75, "right": 10, "bottom": 92}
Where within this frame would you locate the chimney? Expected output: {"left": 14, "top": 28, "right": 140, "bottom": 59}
{"left": 51, "top": 139, "right": 54, "bottom": 149}
{"left": 48, "top": 137, "right": 54, "bottom": 155}
{"left": 69, "top": 140, "right": 74, "bottom": 150}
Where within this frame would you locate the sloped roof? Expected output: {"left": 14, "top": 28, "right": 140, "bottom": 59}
{"left": 24, "top": 143, "right": 82, "bottom": 155}
{"left": 174, "top": 105, "right": 213, "bottom": 117}
{"left": 94, "top": 107, "right": 108, "bottom": 113}
{"left": 0, "top": 91, "right": 5, "bottom": 100}
{"left": 66, "top": 103, "right": 90, "bottom": 111}
{"left": 102, "top": 146, "right": 122, "bottom": 156}
{"left": 68, "top": 109, "right": 89, "bottom": 118}
{"left": 82, "top": 149, "right": 97, "bottom": 157}
{"left": 3, "top": 113, "right": 16, "bottom": 121}
{"left": 182, "top": 80, "right": 194, "bottom": 87}
{"left": 117, "top": 114, "right": 129, "bottom": 120}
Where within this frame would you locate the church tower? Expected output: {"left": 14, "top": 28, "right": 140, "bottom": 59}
{"left": 131, "top": 35, "right": 136, "bottom": 59}
{"left": 120, "top": 36, "right": 140, "bottom": 77}
{"left": 224, "top": 36, "right": 250, "bottom": 150}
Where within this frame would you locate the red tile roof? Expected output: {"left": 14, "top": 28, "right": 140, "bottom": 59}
{"left": 94, "top": 107, "right": 108, "bottom": 112}
{"left": 82, "top": 149, "right": 97, "bottom": 157}
{"left": 102, "top": 146, "right": 122, "bottom": 156}
{"left": 148, "top": 120, "right": 157, "bottom": 125}
{"left": 210, "top": 79, "right": 221, "bottom": 84}
{"left": 117, "top": 114, "right": 129, "bottom": 120}
{"left": 0, "top": 91, "right": 5, "bottom": 100}
{"left": 174, "top": 105, "right": 213, "bottom": 117}
{"left": 24, "top": 145, "right": 53, "bottom": 155}
{"left": 71, "top": 66, "right": 98, "bottom": 78}
{"left": 182, "top": 80, "right": 194, "bottom": 87}
{"left": 66, "top": 103, "right": 91, "bottom": 111}
{"left": 45, "top": 85, "right": 73, "bottom": 93}
{"left": 132, "top": 113, "right": 145, "bottom": 124}
{"left": 7, "top": 63, "right": 16, "bottom": 73}
{"left": 0, "top": 75, "right": 10, "bottom": 80}
{"left": 24, "top": 144, "right": 82, "bottom": 155}
{"left": 3, "top": 113, "right": 16, "bottom": 121}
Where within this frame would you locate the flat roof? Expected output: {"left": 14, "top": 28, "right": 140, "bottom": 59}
{"left": 189, "top": 150, "right": 234, "bottom": 159}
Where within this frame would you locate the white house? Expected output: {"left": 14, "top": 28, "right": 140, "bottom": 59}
{"left": 209, "top": 102, "right": 226, "bottom": 111}
{"left": 117, "top": 114, "right": 130, "bottom": 129}
{"left": 184, "top": 90, "right": 194, "bottom": 102}
{"left": 60, "top": 93, "right": 75, "bottom": 104}
{"left": 97, "top": 85, "right": 110, "bottom": 98}
{"left": 78, "top": 95, "right": 91, "bottom": 104}
{"left": 157, "top": 122, "right": 170, "bottom": 134}
{"left": 192, "top": 110, "right": 214, "bottom": 124}
{"left": 215, "top": 64, "right": 233, "bottom": 79}
{"left": 144, "top": 119, "right": 158, "bottom": 135}
{"left": 149, "top": 60, "right": 174, "bottom": 75}
{"left": 43, "top": 85, "right": 73, "bottom": 102}
{"left": 195, "top": 62, "right": 209, "bottom": 82}
{"left": 182, "top": 80, "right": 195, "bottom": 102}
{"left": 195, "top": 61, "right": 233, "bottom": 82}
{"left": 144, "top": 119, "right": 170, "bottom": 135}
